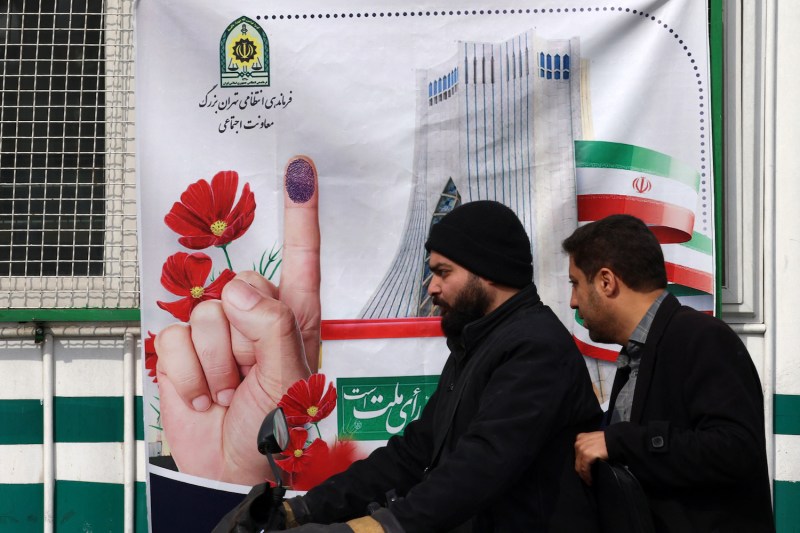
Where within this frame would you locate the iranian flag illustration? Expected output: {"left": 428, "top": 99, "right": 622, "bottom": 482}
{"left": 573, "top": 140, "right": 713, "bottom": 362}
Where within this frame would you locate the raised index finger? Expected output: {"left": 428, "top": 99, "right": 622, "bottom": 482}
{"left": 280, "top": 155, "right": 321, "bottom": 371}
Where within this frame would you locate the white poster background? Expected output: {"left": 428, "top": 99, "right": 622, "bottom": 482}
{"left": 136, "top": 0, "right": 711, "bottom": 494}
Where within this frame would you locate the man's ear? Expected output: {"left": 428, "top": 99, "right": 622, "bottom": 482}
{"left": 595, "top": 267, "right": 619, "bottom": 297}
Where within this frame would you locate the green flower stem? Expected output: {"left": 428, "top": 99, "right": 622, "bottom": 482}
{"left": 219, "top": 244, "right": 234, "bottom": 271}
{"left": 313, "top": 422, "right": 323, "bottom": 441}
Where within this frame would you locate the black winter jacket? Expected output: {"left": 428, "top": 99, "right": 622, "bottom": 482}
{"left": 604, "top": 293, "right": 774, "bottom": 532}
{"left": 301, "top": 284, "right": 602, "bottom": 532}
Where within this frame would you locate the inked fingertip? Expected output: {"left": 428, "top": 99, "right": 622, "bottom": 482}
{"left": 285, "top": 156, "right": 316, "bottom": 204}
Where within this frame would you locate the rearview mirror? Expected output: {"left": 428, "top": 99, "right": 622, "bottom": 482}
{"left": 258, "top": 407, "right": 290, "bottom": 455}
{"left": 257, "top": 407, "right": 290, "bottom": 487}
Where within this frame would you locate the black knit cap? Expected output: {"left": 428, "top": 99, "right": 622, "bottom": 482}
{"left": 425, "top": 200, "right": 533, "bottom": 288}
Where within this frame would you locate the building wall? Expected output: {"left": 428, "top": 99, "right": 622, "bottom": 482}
{"left": 768, "top": 0, "right": 800, "bottom": 528}
{"left": 0, "top": 2, "right": 798, "bottom": 531}
{"left": 361, "top": 30, "right": 582, "bottom": 324}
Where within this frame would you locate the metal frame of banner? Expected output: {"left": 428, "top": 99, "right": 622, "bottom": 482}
{"left": 709, "top": 0, "right": 724, "bottom": 317}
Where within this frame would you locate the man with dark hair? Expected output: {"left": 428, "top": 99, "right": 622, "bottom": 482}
{"left": 563, "top": 214, "right": 774, "bottom": 532}
{"left": 562, "top": 213, "right": 667, "bottom": 293}
{"left": 281, "top": 200, "right": 602, "bottom": 532}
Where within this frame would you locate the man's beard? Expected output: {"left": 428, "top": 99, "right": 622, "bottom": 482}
{"left": 434, "top": 274, "right": 492, "bottom": 339}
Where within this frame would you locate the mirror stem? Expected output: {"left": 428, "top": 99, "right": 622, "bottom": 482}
{"left": 267, "top": 452, "right": 283, "bottom": 488}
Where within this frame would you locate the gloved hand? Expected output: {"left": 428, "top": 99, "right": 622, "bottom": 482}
{"left": 281, "top": 523, "right": 354, "bottom": 532}
{"left": 211, "top": 482, "right": 286, "bottom": 533}
{"left": 278, "top": 496, "right": 400, "bottom": 533}
{"left": 282, "top": 516, "right": 384, "bottom": 532}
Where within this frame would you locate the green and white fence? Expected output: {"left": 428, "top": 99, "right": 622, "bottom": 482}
{"left": 0, "top": 326, "right": 147, "bottom": 532}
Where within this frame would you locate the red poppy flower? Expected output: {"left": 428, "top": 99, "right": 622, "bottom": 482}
{"left": 275, "top": 428, "right": 328, "bottom": 474}
{"left": 164, "top": 170, "right": 256, "bottom": 249}
{"left": 144, "top": 331, "right": 158, "bottom": 383}
{"left": 156, "top": 251, "right": 236, "bottom": 322}
{"left": 278, "top": 373, "right": 337, "bottom": 426}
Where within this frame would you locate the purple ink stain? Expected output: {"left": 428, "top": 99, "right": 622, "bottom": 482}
{"left": 285, "top": 158, "right": 315, "bottom": 204}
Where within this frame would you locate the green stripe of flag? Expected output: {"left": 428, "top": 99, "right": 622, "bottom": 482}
{"left": 0, "top": 397, "right": 145, "bottom": 444}
{"left": 0, "top": 481, "right": 148, "bottom": 533}
{"left": 666, "top": 284, "right": 710, "bottom": 297}
{"left": 775, "top": 394, "right": 800, "bottom": 435}
{"left": 680, "top": 232, "right": 713, "bottom": 255}
{"left": 574, "top": 140, "right": 700, "bottom": 190}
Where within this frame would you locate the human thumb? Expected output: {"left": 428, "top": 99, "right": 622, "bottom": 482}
{"left": 222, "top": 278, "right": 311, "bottom": 393}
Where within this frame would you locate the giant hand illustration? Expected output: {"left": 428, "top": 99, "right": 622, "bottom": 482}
{"left": 155, "top": 156, "right": 321, "bottom": 485}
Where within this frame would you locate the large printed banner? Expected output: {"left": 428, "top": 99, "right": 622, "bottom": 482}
{"left": 136, "top": 1, "right": 713, "bottom": 529}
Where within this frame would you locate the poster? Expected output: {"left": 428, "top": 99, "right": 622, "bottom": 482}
{"left": 135, "top": 1, "right": 714, "bottom": 528}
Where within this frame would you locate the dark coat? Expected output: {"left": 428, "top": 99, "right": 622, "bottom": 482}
{"left": 604, "top": 293, "right": 775, "bottom": 532}
{"left": 302, "top": 283, "right": 602, "bottom": 532}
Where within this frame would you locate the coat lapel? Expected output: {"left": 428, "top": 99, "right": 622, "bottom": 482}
{"left": 629, "top": 293, "right": 681, "bottom": 424}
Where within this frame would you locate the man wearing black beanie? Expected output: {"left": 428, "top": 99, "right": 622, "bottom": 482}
{"left": 281, "top": 201, "right": 603, "bottom": 533}
{"left": 425, "top": 200, "right": 535, "bottom": 289}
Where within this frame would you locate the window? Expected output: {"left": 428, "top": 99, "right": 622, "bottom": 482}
{"left": 0, "top": 0, "right": 137, "bottom": 310}
{"left": 538, "top": 51, "right": 570, "bottom": 81}
{"left": 718, "top": 0, "right": 763, "bottom": 322}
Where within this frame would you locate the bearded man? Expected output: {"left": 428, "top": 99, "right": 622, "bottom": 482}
{"left": 281, "top": 201, "right": 602, "bottom": 533}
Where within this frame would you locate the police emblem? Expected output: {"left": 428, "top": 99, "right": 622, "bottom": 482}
{"left": 220, "top": 16, "right": 270, "bottom": 87}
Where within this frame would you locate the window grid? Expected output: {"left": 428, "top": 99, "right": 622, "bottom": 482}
{"left": 0, "top": 0, "right": 138, "bottom": 309}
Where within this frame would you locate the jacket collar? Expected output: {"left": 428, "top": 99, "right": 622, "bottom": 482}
{"left": 446, "top": 283, "right": 541, "bottom": 359}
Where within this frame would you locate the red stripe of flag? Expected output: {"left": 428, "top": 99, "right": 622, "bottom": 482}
{"left": 577, "top": 195, "right": 694, "bottom": 244}
{"left": 321, "top": 317, "right": 444, "bottom": 340}
{"left": 573, "top": 335, "right": 619, "bottom": 362}
{"left": 665, "top": 262, "right": 713, "bottom": 294}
